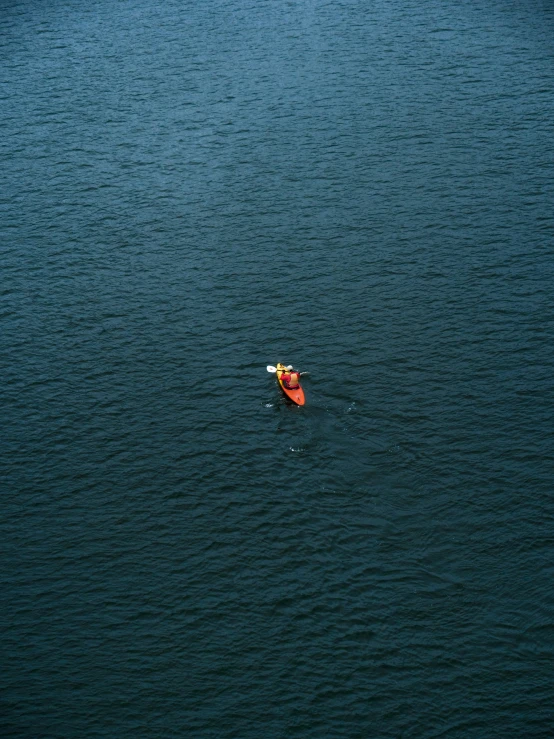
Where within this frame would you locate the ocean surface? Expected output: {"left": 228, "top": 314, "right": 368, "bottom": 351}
{"left": 2, "top": 0, "right": 554, "bottom": 736}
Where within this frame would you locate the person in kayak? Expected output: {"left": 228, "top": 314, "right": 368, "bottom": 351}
{"left": 281, "top": 366, "right": 301, "bottom": 389}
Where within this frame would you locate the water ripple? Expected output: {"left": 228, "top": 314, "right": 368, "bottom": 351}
{"left": 2, "top": 0, "right": 554, "bottom": 736}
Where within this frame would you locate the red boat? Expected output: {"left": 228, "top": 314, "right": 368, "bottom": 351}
{"left": 275, "top": 363, "right": 305, "bottom": 406}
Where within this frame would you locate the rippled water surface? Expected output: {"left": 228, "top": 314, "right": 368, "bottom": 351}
{"left": 2, "top": 0, "right": 554, "bottom": 736}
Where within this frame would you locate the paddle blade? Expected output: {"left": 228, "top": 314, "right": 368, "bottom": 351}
{"left": 266, "top": 365, "right": 277, "bottom": 373}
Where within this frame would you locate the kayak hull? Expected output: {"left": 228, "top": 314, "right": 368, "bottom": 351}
{"left": 276, "top": 363, "right": 305, "bottom": 406}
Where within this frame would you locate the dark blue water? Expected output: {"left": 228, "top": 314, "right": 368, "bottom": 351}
{"left": 2, "top": 0, "right": 554, "bottom": 736}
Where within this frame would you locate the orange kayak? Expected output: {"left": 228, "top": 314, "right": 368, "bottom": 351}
{"left": 276, "top": 363, "right": 305, "bottom": 406}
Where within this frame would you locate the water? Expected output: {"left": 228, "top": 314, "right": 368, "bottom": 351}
{"left": 2, "top": 0, "right": 554, "bottom": 736}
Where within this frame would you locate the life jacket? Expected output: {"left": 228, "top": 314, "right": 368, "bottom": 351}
{"left": 286, "top": 372, "right": 300, "bottom": 388}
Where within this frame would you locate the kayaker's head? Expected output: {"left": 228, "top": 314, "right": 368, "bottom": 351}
{"left": 286, "top": 365, "right": 293, "bottom": 371}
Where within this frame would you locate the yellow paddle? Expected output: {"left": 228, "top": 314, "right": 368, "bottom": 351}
{"left": 266, "top": 365, "right": 309, "bottom": 375}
